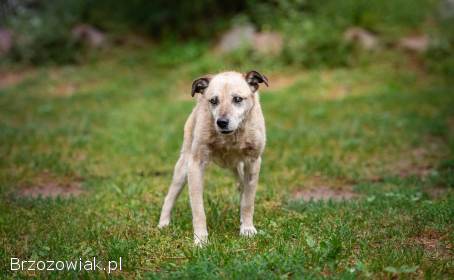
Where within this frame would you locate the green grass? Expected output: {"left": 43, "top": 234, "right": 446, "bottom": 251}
{"left": 1, "top": 44, "right": 453, "bottom": 279}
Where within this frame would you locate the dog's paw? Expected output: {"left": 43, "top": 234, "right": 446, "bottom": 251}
{"left": 194, "top": 233, "right": 208, "bottom": 247}
{"left": 240, "top": 225, "right": 257, "bottom": 237}
{"left": 157, "top": 219, "right": 170, "bottom": 229}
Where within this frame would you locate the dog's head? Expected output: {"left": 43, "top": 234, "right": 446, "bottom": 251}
{"left": 191, "top": 71, "right": 268, "bottom": 134}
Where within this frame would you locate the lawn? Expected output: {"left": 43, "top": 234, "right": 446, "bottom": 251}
{"left": 1, "top": 45, "right": 453, "bottom": 278}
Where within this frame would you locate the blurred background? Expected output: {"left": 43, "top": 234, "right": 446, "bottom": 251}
{"left": 0, "top": 0, "right": 452, "bottom": 72}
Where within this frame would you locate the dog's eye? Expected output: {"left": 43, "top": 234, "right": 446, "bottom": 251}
{"left": 209, "top": 97, "right": 219, "bottom": 105}
{"left": 233, "top": 96, "right": 243, "bottom": 104}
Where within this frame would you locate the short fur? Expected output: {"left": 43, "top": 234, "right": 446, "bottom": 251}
{"left": 158, "top": 71, "right": 268, "bottom": 245}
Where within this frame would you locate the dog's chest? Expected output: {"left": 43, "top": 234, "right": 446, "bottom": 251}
{"left": 208, "top": 136, "right": 260, "bottom": 168}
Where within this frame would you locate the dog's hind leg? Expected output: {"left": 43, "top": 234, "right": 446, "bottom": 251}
{"left": 158, "top": 154, "right": 187, "bottom": 228}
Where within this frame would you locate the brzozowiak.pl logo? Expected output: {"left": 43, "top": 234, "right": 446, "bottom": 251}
{"left": 10, "top": 257, "right": 122, "bottom": 274}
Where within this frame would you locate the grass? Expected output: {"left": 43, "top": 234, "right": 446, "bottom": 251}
{"left": 0, "top": 44, "right": 453, "bottom": 278}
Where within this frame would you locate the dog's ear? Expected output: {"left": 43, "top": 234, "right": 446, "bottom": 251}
{"left": 191, "top": 76, "right": 211, "bottom": 97}
{"left": 245, "top": 70, "right": 269, "bottom": 92}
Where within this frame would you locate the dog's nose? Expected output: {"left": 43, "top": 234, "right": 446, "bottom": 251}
{"left": 216, "top": 118, "right": 229, "bottom": 129}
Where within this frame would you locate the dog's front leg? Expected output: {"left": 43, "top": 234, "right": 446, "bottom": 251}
{"left": 240, "top": 157, "right": 261, "bottom": 237}
{"left": 158, "top": 154, "right": 187, "bottom": 228}
{"left": 187, "top": 155, "right": 208, "bottom": 246}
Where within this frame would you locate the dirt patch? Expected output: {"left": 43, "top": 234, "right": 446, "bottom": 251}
{"left": 411, "top": 229, "right": 452, "bottom": 259}
{"left": 394, "top": 146, "right": 437, "bottom": 178}
{"left": 292, "top": 186, "right": 358, "bottom": 202}
{"left": 52, "top": 83, "right": 78, "bottom": 97}
{"left": 366, "top": 139, "right": 448, "bottom": 182}
{"left": 397, "top": 164, "right": 434, "bottom": 179}
{"left": 324, "top": 85, "right": 349, "bottom": 100}
{"left": 16, "top": 172, "right": 84, "bottom": 199}
{"left": 291, "top": 175, "right": 358, "bottom": 202}
{"left": 0, "top": 70, "right": 31, "bottom": 89}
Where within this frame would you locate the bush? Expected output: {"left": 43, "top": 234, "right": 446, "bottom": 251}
{"left": 5, "top": 0, "right": 85, "bottom": 64}
{"left": 244, "top": 0, "right": 439, "bottom": 67}
{"left": 280, "top": 18, "right": 352, "bottom": 67}
{"left": 425, "top": 0, "right": 454, "bottom": 77}
{"left": 2, "top": 0, "right": 449, "bottom": 67}
{"left": 3, "top": 0, "right": 246, "bottom": 64}
{"left": 83, "top": 0, "right": 245, "bottom": 38}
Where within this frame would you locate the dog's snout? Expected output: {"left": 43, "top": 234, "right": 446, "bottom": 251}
{"left": 216, "top": 118, "right": 229, "bottom": 129}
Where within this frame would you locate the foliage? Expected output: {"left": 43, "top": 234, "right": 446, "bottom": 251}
{"left": 244, "top": 0, "right": 442, "bottom": 67}
{"left": 2, "top": 0, "right": 451, "bottom": 66}
{"left": 2, "top": 0, "right": 245, "bottom": 64}
{"left": 83, "top": 0, "right": 245, "bottom": 38}
{"left": 425, "top": 0, "right": 454, "bottom": 77}
{"left": 4, "top": 0, "right": 85, "bottom": 64}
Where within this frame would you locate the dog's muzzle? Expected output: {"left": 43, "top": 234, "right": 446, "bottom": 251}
{"left": 216, "top": 118, "right": 233, "bottom": 134}
{"left": 216, "top": 118, "right": 229, "bottom": 129}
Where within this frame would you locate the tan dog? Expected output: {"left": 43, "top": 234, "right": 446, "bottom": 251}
{"left": 158, "top": 70, "right": 268, "bottom": 245}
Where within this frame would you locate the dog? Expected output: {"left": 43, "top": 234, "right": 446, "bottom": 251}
{"left": 158, "top": 70, "right": 268, "bottom": 245}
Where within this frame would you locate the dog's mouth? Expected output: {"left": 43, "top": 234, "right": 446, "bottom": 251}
{"left": 220, "top": 130, "right": 234, "bottom": 134}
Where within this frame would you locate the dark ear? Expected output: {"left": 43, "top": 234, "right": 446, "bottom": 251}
{"left": 191, "top": 76, "right": 211, "bottom": 97}
{"left": 245, "top": 70, "right": 269, "bottom": 92}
